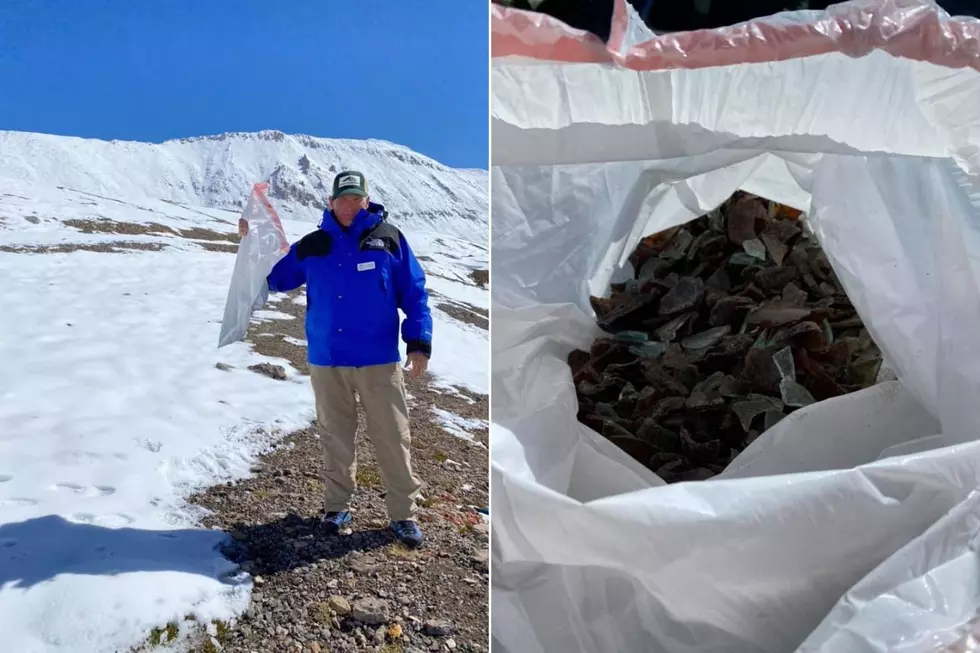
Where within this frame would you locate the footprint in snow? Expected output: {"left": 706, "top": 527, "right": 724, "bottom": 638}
{"left": 0, "top": 497, "right": 38, "bottom": 507}
{"left": 69, "top": 513, "right": 135, "bottom": 528}
{"left": 51, "top": 483, "right": 117, "bottom": 497}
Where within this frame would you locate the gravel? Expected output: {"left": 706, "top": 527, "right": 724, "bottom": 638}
{"left": 192, "top": 289, "right": 489, "bottom": 652}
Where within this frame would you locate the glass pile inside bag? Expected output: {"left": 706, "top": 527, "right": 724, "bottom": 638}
{"left": 567, "top": 191, "right": 885, "bottom": 483}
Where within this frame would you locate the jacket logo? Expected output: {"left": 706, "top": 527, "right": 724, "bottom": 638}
{"left": 364, "top": 238, "right": 386, "bottom": 249}
{"left": 357, "top": 261, "right": 376, "bottom": 271}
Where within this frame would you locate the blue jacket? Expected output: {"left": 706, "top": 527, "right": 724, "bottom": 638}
{"left": 266, "top": 202, "right": 433, "bottom": 367}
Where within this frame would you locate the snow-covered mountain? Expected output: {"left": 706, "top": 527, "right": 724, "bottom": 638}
{"left": 0, "top": 130, "right": 488, "bottom": 242}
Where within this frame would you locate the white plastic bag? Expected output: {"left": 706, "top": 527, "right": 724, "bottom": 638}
{"left": 217, "top": 182, "right": 290, "bottom": 348}
{"left": 491, "top": 1, "right": 980, "bottom": 651}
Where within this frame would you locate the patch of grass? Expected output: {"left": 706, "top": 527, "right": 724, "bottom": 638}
{"left": 356, "top": 465, "right": 383, "bottom": 488}
{"left": 380, "top": 645, "right": 404, "bottom": 653}
{"left": 200, "top": 638, "right": 219, "bottom": 653}
{"left": 212, "top": 619, "right": 230, "bottom": 641}
{"left": 145, "top": 621, "right": 179, "bottom": 647}
{"left": 314, "top": 601, "right": 332, "bottom": 623}
{"left": 433, "top": 450, "right": 449, "bottom": 463}
{"left": 387, "top": 543, "right": 425, "bottom": 560}
{"left": 146, "top": 628, "right": 165, "bottom": 647}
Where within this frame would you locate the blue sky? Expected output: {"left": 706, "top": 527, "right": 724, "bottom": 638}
{"left": 0, "top": 1, "right": 488, "bottom": 169}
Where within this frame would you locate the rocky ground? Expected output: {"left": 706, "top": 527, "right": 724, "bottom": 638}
{"left": 189, "top": 285, "right": 490, "bottom": 653}
{"left": 5, "top": 218, "right": 490, "bottom": 653}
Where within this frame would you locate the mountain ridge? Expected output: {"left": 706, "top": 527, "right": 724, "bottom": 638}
{"left": 0, "top": 129, "right": 488, "bottom": 241}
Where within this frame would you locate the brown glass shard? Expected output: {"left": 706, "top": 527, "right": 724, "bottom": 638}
{"left": 727, "top": 196, "right": 766, "bottom": 245}
{"left": 755, "top": 266, "right": 799, "bottom": 293}
{"left": 745, "top": 301, "right": 812, "bottom": 329}
{"left": 709, "top": 295, "right": 755, "bottom": 328}
{"left": 781, "top": 282, "right": 809, "bottom": 307}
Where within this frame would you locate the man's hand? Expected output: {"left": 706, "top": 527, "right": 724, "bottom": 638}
{"left": 238, "top": 218, "right": 249, "bottom": 238}
{"left": 405, "top": 352, "right": 428, "bottom": 378}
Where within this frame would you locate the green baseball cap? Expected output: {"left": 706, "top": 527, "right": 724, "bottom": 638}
{"left": 332, "top": 170, "right": 368, "bottom": 198}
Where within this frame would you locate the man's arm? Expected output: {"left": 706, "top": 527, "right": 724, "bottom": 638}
{"left": 267, "top": 243, "right": 306, "bottom": 293}
{"left": 394, "top": 233, "right": 433, "bottom": 358}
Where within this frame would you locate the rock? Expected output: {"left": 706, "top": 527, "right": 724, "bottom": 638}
{"left": 469, "top": 548, "right": 489, "bottom": 572}
{"left": 424, "top": 619, "right": 456, "bottom": 637}
{"left": 248, "top": 363, "right": 287, "bottom": 380}
{"left": 374, "top": 626, "right": 387, "bottom": 645}
{"left": 446, "top": 639, "right": 457, "bottom": 650}
{"left": 215, "top": 362, "right": 234, "bottom": 372}
{"left": 471, "top": 522, "right": 489, "bottom": 536}
{"left": 326, "top": 579, "right": 339, "bottom": 590}
{"left": 209, "top": 636, "right": 223, "bottom": 651}
{"left": 310, "top": 644, "right": 321, "bottom": 653}
{"left": 327, "top": 595, "right": 351, "bottom": 616}
{"left": 352, "top": 597, "right": 390, "bottom": 625}
{"left": 349, "top": 557, "right": 378, "bottom": 574}
{"left": 253, "top": 576, "right": 265, "bottom": 586}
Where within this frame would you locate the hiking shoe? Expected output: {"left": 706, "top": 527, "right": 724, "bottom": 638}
{"left": 390, "top": 520, "right": 424, "bottom": 548}
{"left": 321, "top": 510, "right": 352, "bottom": 535}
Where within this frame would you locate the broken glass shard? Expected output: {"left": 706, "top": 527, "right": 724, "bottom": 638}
{"left": 772, "top": 346, "right": 796, "bottom": 380}
{"left": 743, "top": 238, "right": 767, "bottom": 261}
{"left": 779, "top": 377, "right": 816, "bottom": 407}
{"left": 781, "top": 282, "right": 808, "bottom": 307}
{"left": 731, "top": 399, "right": 774, "bottom": 432}
{"left": 629, "top": 341, "right": 668, "bottom": 359}
{"left": 655, "top": 313, "right": 693, "bottom": 342}
{"left": 745, "top": 301, "right": 811, "bottom": 328}
{"left": 614, "top": 330, "right": 649, "bottom": 343}
{"left": 660, "top": 228, "right": 694, "bottom": 261}
{"left": 659, "top": 277, "right": 704, "bottom": 315}
{"left": 682, "top": 325, "right": 731, "bottom": 350}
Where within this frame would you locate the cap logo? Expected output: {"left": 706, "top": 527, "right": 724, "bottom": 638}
{"left": 337, "top": 174, "right": 361, "bottom": 188}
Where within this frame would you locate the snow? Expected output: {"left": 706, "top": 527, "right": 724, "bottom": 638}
{"left": 0, "top": 250, "right": 312, "bottom": 653}
{"left": 431, "top": 408, "right": 489, "bottom": 442}
{"left": 0, "top": 131, "right": 487, "bottom": 653}
{"left": 251, "top": 309, "right": 295, "bottom": 322}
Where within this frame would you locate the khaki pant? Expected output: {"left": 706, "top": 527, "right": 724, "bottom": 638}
{"left": 310, "top": 362, "right": 421, "bottom": 522}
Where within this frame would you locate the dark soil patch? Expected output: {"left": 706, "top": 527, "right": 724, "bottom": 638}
{"left": 199, "top": 242, "right": 238, "bottom": 253}
{"left": 468, "top": 270, "right": 488, "bottom": 289}
{"left": 63, "top": 218, "right": 237, "bottom": 243}
{"left": 0, "top": 241, "right": 166, "bottom": 254}
{"left": 435, "top": 303, "right": 488, "bottom": 331}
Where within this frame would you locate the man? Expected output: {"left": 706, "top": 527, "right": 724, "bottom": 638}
{"left": 246, "top": 170, "right": 432, "bottom": 548}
